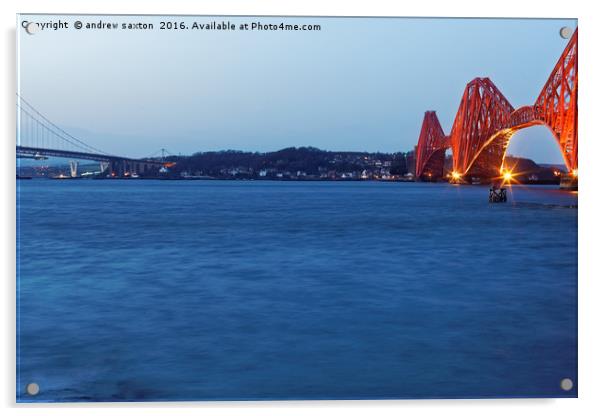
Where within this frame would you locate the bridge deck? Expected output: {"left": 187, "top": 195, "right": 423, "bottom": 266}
{"left": 16, "top": 146, "right": 163, "bottom": 165}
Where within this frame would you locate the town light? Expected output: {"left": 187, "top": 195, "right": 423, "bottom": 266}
{"left": 572, "top": 169, "right": 578, "bottom": 177}
{"left": 451, "top": 171, "right": 461, "bottom": 180}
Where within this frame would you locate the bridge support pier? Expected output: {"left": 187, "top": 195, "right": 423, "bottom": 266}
{"left": 489, "top": 187, "right": 507, "bottom": 203}
{"left": 109, "top": 160, "right": 125, "bottom": 177}
{"left": 99, "top": 161, "right": 109, "bottom": 174}
{"left": 69, "top": 160, "right": 79, "bottom": 178}
{"left": 560, "top": 173, "right": 578, "bottom": 191}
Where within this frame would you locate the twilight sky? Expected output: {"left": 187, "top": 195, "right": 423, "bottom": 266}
{"left": 18, "top": 15, "right": 577, "bottom": 163}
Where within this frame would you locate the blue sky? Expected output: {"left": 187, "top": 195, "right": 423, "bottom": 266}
{"left": 18, "top": 15, "right": 576, "bottom": 163}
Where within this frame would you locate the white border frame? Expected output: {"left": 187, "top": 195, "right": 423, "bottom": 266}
{"left": 3, "top": 1, "right": 601, "bottom": 415}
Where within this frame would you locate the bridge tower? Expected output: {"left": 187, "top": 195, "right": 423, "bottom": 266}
{"left": 415, "top": 111, "right": 449, "bottom": 181}
{"left": 69, "top": 160, "right": 79, "bottom": 178}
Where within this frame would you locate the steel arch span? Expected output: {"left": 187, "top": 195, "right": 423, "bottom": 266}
{"left": 414, "top": 28, "right": 577, "bottom": 181}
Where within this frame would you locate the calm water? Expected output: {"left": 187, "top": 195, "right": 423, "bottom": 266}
{"left": 16, "top": 180, "right": 577, "bottom": 401}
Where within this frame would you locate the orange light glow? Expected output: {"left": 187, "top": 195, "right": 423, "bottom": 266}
{"left": 451, "top": 171, "right": 461, "bottom": 180}
{"left": 572, "top": 169, "right": 578, "bottom": 177}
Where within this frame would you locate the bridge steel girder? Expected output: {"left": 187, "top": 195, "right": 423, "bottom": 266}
{"left": 449, "top": 77, "right": 514, "bottom": 178}
{"left": 533, "top": 28, "right": 578, "bottom": 172}
{"left": 416, "top": 29, "right": 578, "bottom": 180}
{"left": 415, "top": 111, "right": 449, "bottom": 180}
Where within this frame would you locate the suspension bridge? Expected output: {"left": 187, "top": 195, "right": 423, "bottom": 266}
{"left": 415, "top": 29, "right": 577, "bottom": 187}
{"left": 16, "top": 95, "right": 171, "bottom": 178}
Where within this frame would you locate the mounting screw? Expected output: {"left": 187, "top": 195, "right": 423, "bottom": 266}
{"left": 26, "top": 382, "right": 40, "bottom": 396}
{"left": 560, "top": 378, "right": 574, "bottom": 391}
{"left": 559, "top": 27, "right": 573, "bottom": 39}
{"left": 25, "top": 22, "right": 40, "bottom": 35}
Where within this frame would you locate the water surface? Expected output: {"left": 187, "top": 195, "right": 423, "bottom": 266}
{"left": 16, "top": 181, "right": 578, "bottom": 401}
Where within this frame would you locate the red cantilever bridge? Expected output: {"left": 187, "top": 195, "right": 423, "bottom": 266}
{"left": 415, "top": 29, "right": 577, "bottom": 182}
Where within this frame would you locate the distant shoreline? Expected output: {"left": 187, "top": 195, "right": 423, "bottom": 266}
{"left": 16, "top": 176, "right": 565, "bottom": 186}
{"left": 17, "top": 147, "right": 566, "bottom": 184}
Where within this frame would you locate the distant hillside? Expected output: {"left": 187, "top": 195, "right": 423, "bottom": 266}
{"left": 538, "top": 163, "right": 568, "bottom": 173}
{"left": 504, "top": 156, "right": 562, "bottom": 183}
{"left": 169, "top": 147, "right": 411, "bottom": 180}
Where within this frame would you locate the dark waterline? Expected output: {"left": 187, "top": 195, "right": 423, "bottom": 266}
{"left": 16, "top": 181, "right": 577, "bottom": 401}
